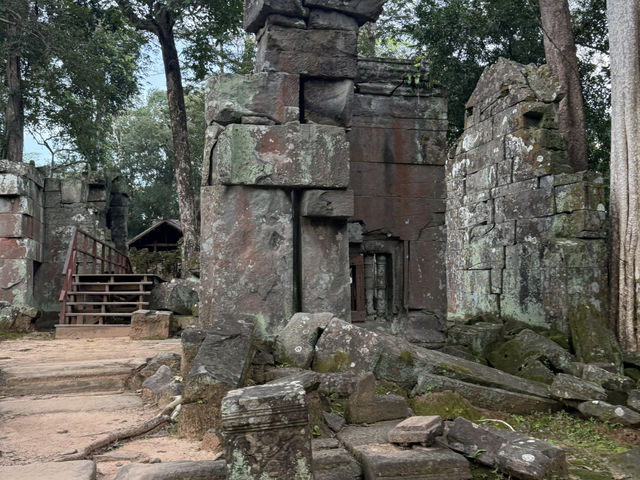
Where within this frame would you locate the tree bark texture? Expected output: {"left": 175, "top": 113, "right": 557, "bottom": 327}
{"left": 156, "top": 9, "right": 199, "bottom": 272}
{"left": 539, "top": 0, "right": 587, "bottom": 171}
{"left": 4, "top": 22, "right": 24, "bottom": 163}
{"left": 608, "top": 0, "right": 640, "bottom": 351}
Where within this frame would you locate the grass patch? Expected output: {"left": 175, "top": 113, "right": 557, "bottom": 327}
{"left": 0, "top": 331, "right": 24, "bottom": 341}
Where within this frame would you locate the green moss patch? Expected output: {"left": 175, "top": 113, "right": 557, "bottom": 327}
{"left": 409, "top": 391, "right": 483, "bottom": 422}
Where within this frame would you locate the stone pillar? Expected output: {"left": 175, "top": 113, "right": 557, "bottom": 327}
{"left": 221, "top": 381, "right": 313, "bottom": 480}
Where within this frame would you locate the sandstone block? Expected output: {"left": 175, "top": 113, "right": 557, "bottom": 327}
{"left": 304, "top": 0, "right": 386, "bottom": 24}
{"left": 211, "top": 123, "right": 350, "bottom": 188}
{"left": 222, "top": 381, "right": 313, "bottom": 479}
{"left": 205, "top": 72, "right": 299, "bottom": 125}
{"left": 180, "top": 327, "right": 206, "bottom": 378}
{"left": 301, "top": 218, "right": 350, "bottom": 319}
{"left": 149, "top": 279, "right": 199, "bottom": 315}
{"left": 551, "top": 373, "right": 607, "bottom": 402}
{"left": 628, "top": 390, "right": 640, "bottom": 412}
{"left": 354, "top": 444, "right": 472, "bottom": 480}
{"left": 387, "top": 415, "right": 444, "bottom": 446}
{"left": 256, "top": 26, "right": 357, "bottom": 78}
{"left": 448, "top": 322, "right": 504, "bottom": 357}
{"left": 308, "top": 9, "right": 358, "bottom": 30}
{"left": 243, "top": 0, "right": 308, "bottom": 33}
{"left": 345, "top": 372, "right": 410, "bottom": 424}
{"left": 0, "top": 460, "right": 96, "bottom": 480}
{"left": 113, "top": 460, "right": 226, "bottom": 480}
{"left": 445, "top": 417, "right": 567, "bottom": 480}
{"left": 60, "top": 178, "right": 87, "bottom": 204}
{"left": 301, "top": 189, "right": 354, "bottom": 218}
{"left": 275, "top": 312, "right": 334, "bottom": 369}
{"left": 129, "top": 310, "right": 171, "bottom": 340}
{"left": 199, "top": 186, "right": 294, "bottom": 335}
{"left": 577, "top": 400, "right": 640, "bottom": 427}
{"left": 141, "top": 364, "right": 183, "bottom": 405}
{"left": 313, "top": 446, "right": 361, "bottom": 480}
{"left": 304, "top": 78, "right": 354, "bottom": 126}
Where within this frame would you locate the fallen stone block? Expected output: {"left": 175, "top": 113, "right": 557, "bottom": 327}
{"left": 448, "top": 321, "right": 503, "bottom": 357}
{"left": 608, "top": 446, "right": 640, "bottom": 480}
{"left": 130, "top": 352, "right": 181, "bottom": 390}
{"left": 568, "top": 303, "right": 622, "bottom": 369}
{"left": 304, "top": 0, "right": 386, "bottom": 24}
{"left": 338, "top": 420, "right": 402, "bottom": 450}
{"left": 581, "top": 364, "right": 635, "bottom": 402}
{"left": 628, "top": 390, "right": 640, "bottom": 412}
{"left": 0, "top": 460, "right": 96, "bottom": 480}
{"left": 275, "top": 312, "right": 334, "bottom": 368}
{"left": 313, "top": 444, "right": 361, "bottom": 480}
{"left": 323, "top": 411, "right": 346, "bottom": 432}
{"left": 354, "top": 444, "right": 472, "bottom": 480}
{"left": 345, "top": 372, "right": 409, "bottom": 424}
{"left": 304, "top": 78, "right": 354, "bottom": 126}
{"left": 205, "top": 72, "right": 299, "bottom": 125}
{"left": 222, "top": 381, "right": 313, "bottom": 479}
{"left": 256, "top": 26, "right": 357, "bottom": 78}
{"left": 141, "top": 364, "right": 183, "bottom": 405}
{"left": 387, "top": 415, "right": 444, "bottom": 446}
{"left": 301, "top": 189, "right": 354, "bottom": 218}
{"left": 129, "top": 310, "right": 171, "bottom": 340}
{"left": 211, "top": 123, "right": 350, "bottom": 188}
{"left": 148, "top": 279, "right": 199, "bottom": 315}
{"left": 551, "top": 373, "right": 607, "bottom": 402}
{"left": 180, "top": 327, "right": 206, "bottom": 378}
{"left": 577, "top": 400, "right": 640, "bottom": 427}
{"left": 445, "top": 417, "right": 568, "bottom": 480}
{"left": 243, "top": 0, "right": 308, "bottom": 33}
{"left": 113, "top": 460, "right": 226, "bottom": 480}
{"left": 411, "top": 373, "right": 562, "bottom": 415}
{"left": 0, "top": 301, "right": 38, "bottom": 332}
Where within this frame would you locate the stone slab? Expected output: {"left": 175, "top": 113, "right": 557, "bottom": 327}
{"left": 301, "top": 189, "right": 354, "bottom": 218}
{"left": 313, "top": 446, "right": 362, "bottom": 480}
{"left": 199, "top": 186, "right": 294, "bottom": 336}
{"left": 243, "top": 0, "right": 308, "bottom": 33}
{"left": 304, "top": 78, "right": 354, "bottom": 127}
{"left": 205, "top": 72, "right": 299, "bottom": 125}
{"left": 55, "top": 324, "right": 131, "bottom": 339}
{"left": 129, "top": 310, "right": 171, "bottom": 340}
{"left": 387, "top": 416, "right": 444, "bottom": 446}
{"left": 256, "top": 26, "right": 357, "bottom": 78}
{"left": 211, "top": 123, "right": 350, "bottom": 188}
{"left": 275, "top": 312, "right": 334, "bottom": 369}
{"left": 0, "top": 460, "right": 96, "bottom": 480}
{"left": 304, "top": 0, "right": 386, "bottom": 24}
{"left": 113, "top": 460, "right": 226, "bottom": 480}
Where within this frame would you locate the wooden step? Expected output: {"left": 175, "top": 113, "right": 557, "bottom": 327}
{"left": 65, "top": 301, "right": 149, "bottom": 306}
{"left": 72, "top": 281, "right": 153, "bottom": 286}
{"left": 68, "top": 291, "right": 151, "bottom": 295}
{"left": 64, "top": 312, "right": 135, "bottom": 317}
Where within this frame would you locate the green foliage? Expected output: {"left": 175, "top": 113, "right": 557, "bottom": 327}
{"left": 109, "top": 88, "right": 204, "bottom": 237}
{"left": 129, "top": 246, "right": 181, "bottom": 278}
{"left": 0, "top": 0, "right": 143, "bottom": 166}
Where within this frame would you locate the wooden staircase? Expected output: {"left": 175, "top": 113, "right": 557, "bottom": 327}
{"left": 56, "top": 228, "right": 159, "bottom": 338}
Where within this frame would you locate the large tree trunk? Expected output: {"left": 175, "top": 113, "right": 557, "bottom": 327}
{"left": 539, "top": 0, "right": 587, "bottom": 172}
{"left": 4, "top": 23, "right": 24, "bottom": 163}
{"left": 156, "top": 9, "right": 199, "bottom": 273}
{"left": 608, "top": 0, "right": 640, "bottom": 351}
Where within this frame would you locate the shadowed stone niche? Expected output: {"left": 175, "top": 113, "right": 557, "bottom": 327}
{"left": 446, "top": 58, "right": 608, "bottom": 343}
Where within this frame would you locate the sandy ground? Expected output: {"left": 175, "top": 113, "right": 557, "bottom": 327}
{"left": 0, "top": 334, "right": 219, "bottom": 479}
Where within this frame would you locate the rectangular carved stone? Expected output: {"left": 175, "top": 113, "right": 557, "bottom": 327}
{"left": 222, "top": 381, "right": 313, "bottom": 479}
{"left": 205, "top": 72, "right": 299, "bottom": 126}
{"left": 256, "top": 26, "right": 357, "bottom": 78}
{"left": 301, "top": 217, "right": 350, "bottom": 320}
{"left": 301, "top": 189, "right": 354, "bottom": 218}
{"left": 130, "top": 310, "right": 171, "bottom": 340}
{"left": 308, "top": 9, "right": 358, "bottom": 31}
{"left": 304, "top": 0, "right": 386, "bottom": 24}
{"left": 199, "top": 186, "right": 294, "bottom": 336}
{"left": 243, "top": 0, "right": 308, "bottom": 33}
{"left": 408, "top": 239, "right": 446, "bottom": 311}
{"left": 211, "top": 123, "right": 350, "bottom": 188}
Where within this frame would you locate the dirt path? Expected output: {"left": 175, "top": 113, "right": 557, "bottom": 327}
{"left": 0, "top": 334, "right": 220, "bottom": 479}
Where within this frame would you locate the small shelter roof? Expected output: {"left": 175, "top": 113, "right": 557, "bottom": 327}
{"left": 128, "top": 219, "right": 182, "bottom": 251}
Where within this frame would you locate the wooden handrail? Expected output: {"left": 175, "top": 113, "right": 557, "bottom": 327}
{"left": 58, "top": 227, "right": 132, "bottom": 325}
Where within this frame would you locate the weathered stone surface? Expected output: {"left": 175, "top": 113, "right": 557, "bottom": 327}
{"left": 447, "top": 322, "right": 503, "bottom": 357}
{"left": 628, "top": 390, "right": 640, "bottom": 412}
{"left": 608, "top": 446, "right": 640, "bottom": 480}
{"left": 550, "top": 373, "right": 607, "bottom": 402}
{"left": 205, "top": 72, "right": 299, "bottom": 125}
{"left": 301, "top": 189, "right": 354, "bottom": 218}
{"left": 149, "top": 279, "right": 199, "bottom": 315}
{"left": 354, "top": 444, "right": 472, "bottom": 480}
{"left": 577, "top": 400, "right": 640, "bottom": 427}
{"left": 129, "top": 310, "right": 171, "bottom": 340}
{"left": 113, "top": 460, "right": 226, "bottom": 480}
{"left": 304, "top": 78, "right": 354, "bottom": 127}
{"left": 256, "top": 26, "right": 357, "bottom": 78}
{"left": 401, "top": 311, "right": 447, "bottom": 349}
{"left": 313, "top": 446, "right": 361, "bottom": 480}
{"left": 243, "top": 0, "right": 308, "bottom": 33}
{"left": 222, "top": 381, "right": 313, "bottom": 479}
{"left": 211, "top": 123, "right": 350, "bottom": 188}
{"left": 345, "top": 372, "right": 410, "bottom": 424}
{"left": 323, "top": 411, "right": 346, "bottom": 433}
{"left": 199, "top": 186, "right": 294, "bottom": 336}
{"left": 301, "top": 218, "right": 350, "bottom": 319}
{"left": 141, "top": 364, "right": 183, "bottom": 405}
{"left": 180, "top": 327, "right": 206, "bottom": 378}
{"left": 274, "top": 312, "right": 334, "bottom": 369}
{"left": 60, "top": 178, "right": 88, "bottom": 204}
{"left": 387, "top": 415, "right": 444, "bottom": 446}
{"left": 0, "top": 301, "right": 38, "bottom": 332}
{"left": 308, "top": 8, "right": 358, "bottom": 30}
{"left": 130, "top": 352, "right": 181, "bottom": 390}
{"left": 581, "top": 364, "right": 635, "bottom": 403}
{"left": 412, "top": 373, "right": 561, "bottom": 414}
{"left": 445, "top": 417, "right": 568, "bottom": 480}
{"left": 304, "top": 0, "right": 386, "bottom": 24}
{"left": 568, "top": 304, "right": 622, "bottom": 369}
{"left": 0, "top": 460, "right": 97, "bottom": 480}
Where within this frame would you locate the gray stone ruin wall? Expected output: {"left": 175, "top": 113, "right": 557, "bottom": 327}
{"left": 347, "top": 58, "right": 448, "bottom": 345}
{"left": 200, "top": 0, "right": 392, "bottom": 337}
{"left": 446, "top": 58, "right": 608, "bottom": 337}
{"left": 0, "top": 159, "right": 128, "bottom": 327}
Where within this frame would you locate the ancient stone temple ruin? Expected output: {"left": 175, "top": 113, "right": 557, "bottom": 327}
{"left": 0, "top": 159, "right": 128, "bottom": 327}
